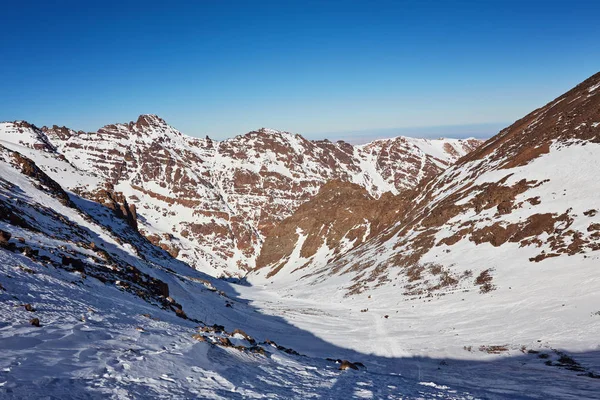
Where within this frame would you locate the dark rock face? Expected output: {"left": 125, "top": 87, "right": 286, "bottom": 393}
{"left": 257, "top": 180, "right": 412, "bottom": 277}
{"left": 0, "top": 143, "right": 203, "bottom": 330}
{"left": 10, "top": 151, "right": 72, "bottom": 207}
{"left": 339, "top": 360, "right": 359, "bottom": 370}
{"left": 0, "top": 229, "right": 11, "bottom": 246}
{"left": 90, "top": 185, "right": 139, "bottom": 231}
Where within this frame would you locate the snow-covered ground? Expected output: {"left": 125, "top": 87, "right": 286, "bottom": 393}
{"left": 238, "top": 75, "right": 600, "bottom": 398}
{"left": 3, "top": 244, "right": 599, "bottom": 399}
{"left": 239, "top": 139, "right": 600, "bottom": 397}
{"left": 0, "top": 143, "right": 479, "bottom": 399}
{"left": 1, "top": 249, "right": 478, "bottom": 399}
{"left": 235, "top": 280, "right": 600, "bottom": 399}
{"left": 2, "top": 70, "right": 599, "bottom": 398}
{"left": 2, "top": 139, "right": 598, "bottom": 399}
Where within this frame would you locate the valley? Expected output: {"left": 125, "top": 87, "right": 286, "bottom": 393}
{"left": 1, "top": 71, "right": 599, "bottom": 399}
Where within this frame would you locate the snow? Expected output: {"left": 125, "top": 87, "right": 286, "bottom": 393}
{"left": 0, "top": 145, "right": 489, "bottom": 399}
{"left": 2, "top": 113, "right": 599, "bottom": 398}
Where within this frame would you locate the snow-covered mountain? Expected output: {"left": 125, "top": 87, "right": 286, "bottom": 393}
{"left": 1, "top": 72, "right": 600, "bottom": 399}
{"left": 249, "top": 72, "right": 600, "bottom": 381}
{"left": 0, "top": 128, "right": 514, "bottom": 400}
{"left": 4, "top": 143, "right": 482, "bottom": 398}
{"left": 255, "top": 72, "right": 600, "bottom": 292}
{"left": 0, "top": 117, "right": 481, "bottom": 277}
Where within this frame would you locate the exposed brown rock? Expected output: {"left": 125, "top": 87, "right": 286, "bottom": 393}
{"left": 192, "top": 334, "right": 207, "bottom": 342}
{"left": 0, "top": 229, "right": 11, "bottom": 246}
{"left": 588, "top": 223, "right": 600, "bottom": 232}
{"left": 156, "top": 281, "right": 169, "bottom": 298}
{"left": 256, "top": 181, "right": 412, "bottom": 275}
{"left": 10, "top": 151, "right": 72, "bottom": 206}
{"left": 0, "top": 201, "right": 36, "bottom": 231}
{"left": 474, "top": 269, "right": 496, "bottom": 294}
{"left": 90, "top": 186, "right": 138, "bottom": 230}
{"left": 339, "top": 360, "right": 359, "bottom": 370}
{"left": 232, "top": 328, "right": 256, "bottom": 344}
{"left": 479, "top": 345, "right": 509, "bottom": 354}
{"left": 61, "top": 256, "right": 86, "bottom": 273}
{"left": 175, "top": 308, "right": 188, "bottom": 319}
{"left": 36, "top": 116, "right": 480, "bottom": 276}
{"left": 286, "top": 72, "right": 600, "bottom": 295}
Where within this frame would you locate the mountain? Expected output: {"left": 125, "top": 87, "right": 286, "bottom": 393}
{"left": 1, "top": 73, "right": 600, "bottom": 399}
{"left": 255, "top": 180, "right": 412, "bottom": 277}
{"left": 255, "top": 71, "right": 600, "bottom": 290}
{"left": 249, "top": 72, "right": 600, "bottom": 375}
{"left": 0, "top": 117, "right": 481, "bottom": 277}
{"left": 0, "top": 121, "right": 499, "bottom": 399}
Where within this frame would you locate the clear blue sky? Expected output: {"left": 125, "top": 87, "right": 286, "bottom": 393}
{"left": 1, "top": 0, "right": 599, "bottom": 140}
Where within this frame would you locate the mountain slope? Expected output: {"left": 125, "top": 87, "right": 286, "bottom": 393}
{"left": 255, "top": 180, "right": 412, "bottom": 277}
{"left": 248, "top": 73, "right": 600, "bottom": 378}
{"left": 1, "top": 117, "right": 482, "bottom": 277}
{"left": 2, "top": 74, "right": 600, "bottom": 398}
{"left": 0, "top": 144, "right": 493, "bottom": 399}
{"left": 254, "top": 72, "right": 600, "bottom": 288}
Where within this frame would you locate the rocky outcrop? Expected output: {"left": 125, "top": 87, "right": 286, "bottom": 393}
{"left": 90, "top": 184, "right": 139, "bottom": 231}
{"left": 0, "top": 229, "right": 11, "bottom": 247}
{"left": 256, "top": 181, "right": 412, "bottom": 277}
{"left": 7, "top": 147, "right": 72, "bottom": 207}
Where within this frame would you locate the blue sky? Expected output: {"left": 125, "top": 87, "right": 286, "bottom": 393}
{"left": 1, "top": 0, "right": 599, "bottom": 141}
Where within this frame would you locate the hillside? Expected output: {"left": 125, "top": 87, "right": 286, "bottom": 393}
{"left": 254, "top": 73, "right": 600, "bottom": 290}
{"left": 247, "top": 72, "right": 600, "bottom": 382}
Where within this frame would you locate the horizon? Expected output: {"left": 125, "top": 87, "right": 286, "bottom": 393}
{"left": 1, "top": 1, "right": 599, "bottom": 141}
{"left": 2, "top": 113, "right": 501, "bottom": 144}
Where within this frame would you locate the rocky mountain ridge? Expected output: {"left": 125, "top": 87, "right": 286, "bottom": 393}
{"left": 0, "top": 138, "right": 524, "bottom": 400}
{"left": 252, "top": 72, "right": 600, "bottom": 302}
{"left": 0, "top": 116, "right": 481, "bottom": 276}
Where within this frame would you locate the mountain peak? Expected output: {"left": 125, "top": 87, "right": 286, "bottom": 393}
{"left": 134, "top": 114, "right": 168, "bottom": 130}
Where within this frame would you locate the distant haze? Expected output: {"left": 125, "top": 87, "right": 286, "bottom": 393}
{"left": 308, "top": 122, "right": 505, "bottom": 144}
